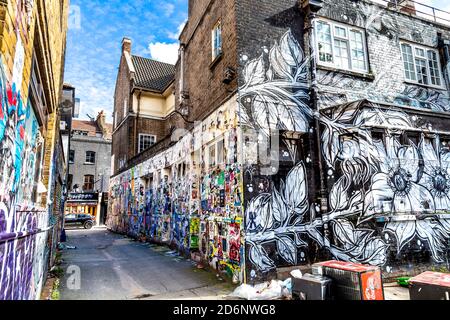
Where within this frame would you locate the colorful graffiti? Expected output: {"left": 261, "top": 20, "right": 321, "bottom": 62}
{"left": 108, "top": 0, "right": 450, "bottom": 284}
{"left": 0, "top": 56, "right": 49, "bottom": 300}
{"left": 107, "top": 101, "right": 246, "bottom": 281}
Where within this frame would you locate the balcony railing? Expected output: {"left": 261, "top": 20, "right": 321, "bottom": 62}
{"left": 373, "top": 0, "right": 450, "bottom": 26}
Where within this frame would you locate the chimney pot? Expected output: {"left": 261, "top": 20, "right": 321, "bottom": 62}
{"left": 122, "top": 37, "right": 132, "bottom": 53}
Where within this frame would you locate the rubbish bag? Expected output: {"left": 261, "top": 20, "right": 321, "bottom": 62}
{"left": 281, "top": 278, "right": 292, "bottom": 298}
{"left": 230, "top": 280, "right": 286, "bottom": 300}
{"left": 290, "top": 269, "right": 303, "bottom": 279}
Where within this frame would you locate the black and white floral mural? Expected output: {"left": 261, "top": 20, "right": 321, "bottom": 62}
{"left": 238, "top": 27, "right": 450, "bottom": 281}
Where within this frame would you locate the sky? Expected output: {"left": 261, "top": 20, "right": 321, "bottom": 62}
{"left": 64, "top": 0, "right": 188, "bottom": 123}
{"left": 64, "top": 0, "right": 449, "bottom": 123}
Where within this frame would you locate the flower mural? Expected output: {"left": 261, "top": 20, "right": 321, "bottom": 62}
{"left": 363, "top": 136, "right": 435, "bottom": 218}
{"left": 240, "top": 27, "right": 450, "bottom": 278}
{"left": 420, "top": 138, "right": 450, "bottom": 210}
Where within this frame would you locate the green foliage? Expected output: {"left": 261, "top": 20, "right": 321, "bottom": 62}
{"left": 51, "top": 279, "right": 60, "bottom": 300}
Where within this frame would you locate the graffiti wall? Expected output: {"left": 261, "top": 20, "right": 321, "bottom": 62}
{"left": 108, "top": 0, "right": 450, "bottom": 284}
{"left": 0, "top": 57, "right": 49, "bottom": 299}
{"left": 108, "top": 98, "right": 246, "bottom": 282}
{"left": 236, "top": 0, "right": 450, "bottom": 282}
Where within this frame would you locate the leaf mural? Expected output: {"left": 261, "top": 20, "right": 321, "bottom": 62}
{"left": 384, "top": 221, "right": 416, "bottom": 252}
{"left": 271, "top": 187, "right": 288, "bottom": 226}
{"left": 239, "top": 29, "right": 311, "bottom": 157}
{"left": 245, "top": 193, "right": 273, "bottom": 233}
{"left": 276, "top": 235, "right": 297, "bottom": 265}
{"left": 330, "top": 176, "right": 349, "bottom": 211}
{"left": 269, "top": 31, "right": 304, "bottom": 81}
{"left": 284, "top": 161, "right": 308, "bottom": 219}
{"left": 331, "top": 219, "right": 388, "bottom": 266}
{"left": 249, "top": 244, "right": 275, "bottom": 272}
{"left": 416, "top": 219, "right": 450, "bottom": 263}
{"left": 243, "top": 55, "right": 265, "bottom": 87}
{"left": 359, "top": 238, "right": 388, "bottom": 266}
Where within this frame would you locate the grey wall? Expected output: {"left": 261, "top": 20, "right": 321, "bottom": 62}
{"left": 69, "top": 136, "right": 112, "bottom": 193}
{"left": 316, "top": 0, "right": 450, "bottom": 111}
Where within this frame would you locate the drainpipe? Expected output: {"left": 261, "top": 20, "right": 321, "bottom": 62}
{"left": 179, "top": 44, "right": 185, "bottom": 104}
{"left": 304, "top": 3, "right": 329, "bottom": 233}
{"left": 134, "top": 90, "right": 142, "bottom": 156}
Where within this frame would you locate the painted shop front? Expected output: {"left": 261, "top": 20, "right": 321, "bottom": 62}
{"left": 65, "top": 192, "right": 101, "bottom": 225}
{"left": 108, "top": 0, "right": 450, "bottom": 284}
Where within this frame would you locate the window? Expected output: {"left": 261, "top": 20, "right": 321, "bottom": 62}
{"left": 400, "top": 42, "right": 443, "bottom": 87}
{"left": 217, "top": 139, "right": 224, "bottom": 165}
{"left": 83, "top": 175, "right": 94, "bottom": 191}
{"left": 209, "top": 144, "right": 216, "bottom": 167}
{"left": 315, "top": 19, "right": 368, "bottom": 73}
{"left": 138, "top": 134, "right": 156, "bottom": 153}
{"left": 212, "top": 21, "right": 222, "bottom": 61}
{"left": 69, "top": 150, "right": 75, "bottom": 163}
{"left": 74, "top": 130, "right": 88, "bottom": 136}
{"left": 85, "top": 151, "right": 96, "bottom": 164}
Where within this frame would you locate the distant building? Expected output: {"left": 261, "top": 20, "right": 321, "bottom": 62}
{"left": 111, "top": 38, "right": 176, "bottom": 175}
{"left": 66, "top": 111, "right": 112, "bottom": 225}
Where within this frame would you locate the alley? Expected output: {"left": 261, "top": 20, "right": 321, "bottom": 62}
{"left": 59, "top": 228, "right": 236, "bottom": 300}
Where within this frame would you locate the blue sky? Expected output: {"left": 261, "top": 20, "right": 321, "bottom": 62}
{"left": 64, "top": 0, "right": 188, "bottom": 123}
{"left": 64, "top": 0, "right": 449, "bottom": 123}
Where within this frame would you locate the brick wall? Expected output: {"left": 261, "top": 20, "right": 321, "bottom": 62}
{"left": 112, "top": 51, "right": 132, "bottom": 174}
{"left": 177, "top": 0, "right": 238, "bottom": 123}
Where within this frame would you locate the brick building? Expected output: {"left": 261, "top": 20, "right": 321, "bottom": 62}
{"left": 66, "top": 112, "right": 112, "bottom": 226}
{"left": 0, "top": 0, "right": 70, "bottom": 299}
{"left": 111, "top": 38, "right": 177, "bottom": 175}
{"left": 108, "top": 0, "right": 450, "bottom": 284}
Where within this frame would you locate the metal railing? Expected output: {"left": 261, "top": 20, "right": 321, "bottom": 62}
{"left": 375, "top": 0, "right": 450, "bottom": 25}
{"left": 0, "top": 208, "right": 55, "bottom": 244}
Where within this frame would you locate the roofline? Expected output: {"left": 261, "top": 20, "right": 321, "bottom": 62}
{"left": 131, "top": 79, "right": 175, "bottom": 96}
{"left": 130, "top": 54, "right": 176, "bottom": 68}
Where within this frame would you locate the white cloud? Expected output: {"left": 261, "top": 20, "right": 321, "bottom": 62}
{"left": 148, "top": 42, "right": 179, "bottom": 64}
{"left": 167, "top": 20, "right": 187, "bottom": 40}
{"left": 160, "top": 3, "right": 175, "bottom": 17}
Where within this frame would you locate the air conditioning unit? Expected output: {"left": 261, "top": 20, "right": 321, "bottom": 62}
{"left": 409, "top": 271, "right": 450, "bottom": 300}
{"left": 312, "top": 260, "right": 385, "bottom": 300}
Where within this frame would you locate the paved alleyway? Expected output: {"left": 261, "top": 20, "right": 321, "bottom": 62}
{"left": 59, "top": 227, "right": 410, "bottom": 300}
{"left": 59, "top": 228, "right": 236, "bottom": 300}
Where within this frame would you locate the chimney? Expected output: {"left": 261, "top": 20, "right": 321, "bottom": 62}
{"left": 122, "top": 37, "right": 132, "bottom": 54}
{"left": 389, "top": 1, "right": 416, "bottom": 15}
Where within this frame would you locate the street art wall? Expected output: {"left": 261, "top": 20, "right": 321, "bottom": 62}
{"left": 108, "top": 98, "right": 246, "bottom": 282}
{"left": 235, "top": 0, "right": 450, "bottom": 283}
{"left": 108, "top": 0, "right": 450, "bottom": 284}
{"left": 0, "top": 56, "right": 49, "bottom": 299}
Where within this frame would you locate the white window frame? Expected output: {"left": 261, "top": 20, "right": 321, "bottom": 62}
{"left": 138, "top": 134, "right": 156, "bottom": 153}
{"left": 211, "top": 20, "right": 222, "bottom": 61}
{"left": 205, "top": 138, "right": 225, "bottom": 168}
{"left": 400, "top": 41, "right": 444, "bottom": 89}
{"left": 314, "top": 18, "right": 369, "bottom": 73}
